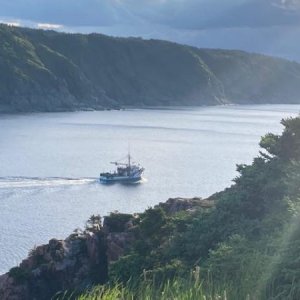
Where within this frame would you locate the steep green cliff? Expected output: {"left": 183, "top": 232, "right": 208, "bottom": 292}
{"left": 1, "top": 24, "right": 300, "bottom": 112}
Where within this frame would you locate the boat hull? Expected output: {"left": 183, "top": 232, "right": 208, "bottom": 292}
{"left": 100, "top": 175, "right": 143, "bottom": 183}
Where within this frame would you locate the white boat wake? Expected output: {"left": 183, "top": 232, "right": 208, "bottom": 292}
{"left": 0, "top": 177, "right": 97, "bottom": 189}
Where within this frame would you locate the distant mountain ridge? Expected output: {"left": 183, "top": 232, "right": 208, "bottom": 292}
{"left": 1, "top": 24, "right": 300, "bottom": 113}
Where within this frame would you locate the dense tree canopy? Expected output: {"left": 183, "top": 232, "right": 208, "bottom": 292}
{"left": 110, "top": 116, "right": 300, "bottom": 299}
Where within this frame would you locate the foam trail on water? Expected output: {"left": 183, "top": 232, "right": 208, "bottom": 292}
{"left": 140, "top": 177, "right": 148, "bottom": 183}
{"left": 125, "top": 177, "right": 148, "bottom": 185}
{"left": 0, "top": 177, "right": 97, "bottom": 189}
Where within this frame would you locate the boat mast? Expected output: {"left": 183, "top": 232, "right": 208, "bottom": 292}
{"left": 128, "top": 144, "right": 131, "bottom": 167}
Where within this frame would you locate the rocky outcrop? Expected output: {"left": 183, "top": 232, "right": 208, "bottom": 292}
{"left": 0, "top": 225, "right": 108, "bottom": 300}
{"left": 157, "top": 197, "right": 214, "bottom": 215}
{"left": 0, "top": 198, "right": 213, "bottom": 299}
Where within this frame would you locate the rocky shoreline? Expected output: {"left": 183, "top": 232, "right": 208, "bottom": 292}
{"left": 0, "top": 197, "right": 214, "bottom": 300}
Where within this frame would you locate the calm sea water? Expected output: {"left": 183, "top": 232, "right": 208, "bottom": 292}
{"left": 0, "top": 105, "right": 299, "bottom": 274}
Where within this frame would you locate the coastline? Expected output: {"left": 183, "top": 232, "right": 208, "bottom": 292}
{"left": 1, "top": 101, "right": 300, "bottom": 116}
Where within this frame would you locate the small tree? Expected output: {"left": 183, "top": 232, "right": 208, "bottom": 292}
{"left": 85, "top": 214, "right": 102, "bottom": 232}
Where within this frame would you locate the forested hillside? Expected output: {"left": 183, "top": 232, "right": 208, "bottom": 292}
{"left": 1, "top": 24, "right": 300, "bottom": 112}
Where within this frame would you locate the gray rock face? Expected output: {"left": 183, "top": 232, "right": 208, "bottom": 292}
{"left": 0, "top": 227, "right": 108, "bottom": 300}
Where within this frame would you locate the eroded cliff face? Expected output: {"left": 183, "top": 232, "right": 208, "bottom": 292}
{"left": 0, "top": 197, "right": 214, "bottom": 300}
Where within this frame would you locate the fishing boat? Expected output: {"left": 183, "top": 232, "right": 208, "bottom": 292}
{"left": 100, "top": 153, "right": 144, "bottom": 183}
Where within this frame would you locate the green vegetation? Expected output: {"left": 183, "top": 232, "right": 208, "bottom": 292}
{"left": 100, "top": 116, "right": 300, "bottom": 299}
{"left": 1, "top": 24, "right": 300, "bottom": 112}
{"left": 65, "top": 278, "right": 229, "bottom": 300}
{"left": 8, "top": 267, "right": 30, "bottom": 283}
{"left": 3, "top": 115, "right": 300, "bottom": 299}
{"left": 3, "top": 115, "right": 299, "bottom": 299}
{"left": 104, "top": 213, "right": 132, "bottom": 233}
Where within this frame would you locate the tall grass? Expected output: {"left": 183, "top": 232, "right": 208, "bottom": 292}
{"left": 73, "top": 280, "right": 229, "bottom": 300}
{"left": 56, "top": 269, "right": 233, "bottom": 300}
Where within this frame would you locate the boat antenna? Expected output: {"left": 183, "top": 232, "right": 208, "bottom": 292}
{"left": 128, "top": 142, "right": 131, "bottom": 167}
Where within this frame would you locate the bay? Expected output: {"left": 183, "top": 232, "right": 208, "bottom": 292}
{"left": 0, "top": 104, "right": 299, "bottom": 274}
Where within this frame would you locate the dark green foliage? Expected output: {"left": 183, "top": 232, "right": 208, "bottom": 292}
{"left": 286, "top": 161, "right": 300, "bottom": 198}
{"left": 85, "top": 215, "right": 101, "bottom": 232}
{"left": 109, "top": 116, "right": 300, "bottom": 299}
{"left": 109, "top": 207, "right": 191, "bottom": 283}
{"left": 9, "top": 267, "right": 30, "bottom": 283}
{"left": 139, "top": 207, "right": 167, "bottom": 237}
{"left": 104, "top": 213, "right": 132, "bottom": 233}
{"left": 260, "top": 118, "right": 300, "bottom": 161}
{"left": 266, "top": 217, "right": 300, "bottom": 299}
{"left": 1, "top": 24, "right": 300, "bottom": 112}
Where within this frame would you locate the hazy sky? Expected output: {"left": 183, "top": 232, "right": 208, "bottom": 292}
{"left": 1, "top": 0, "right": 300, "bottom": 61}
